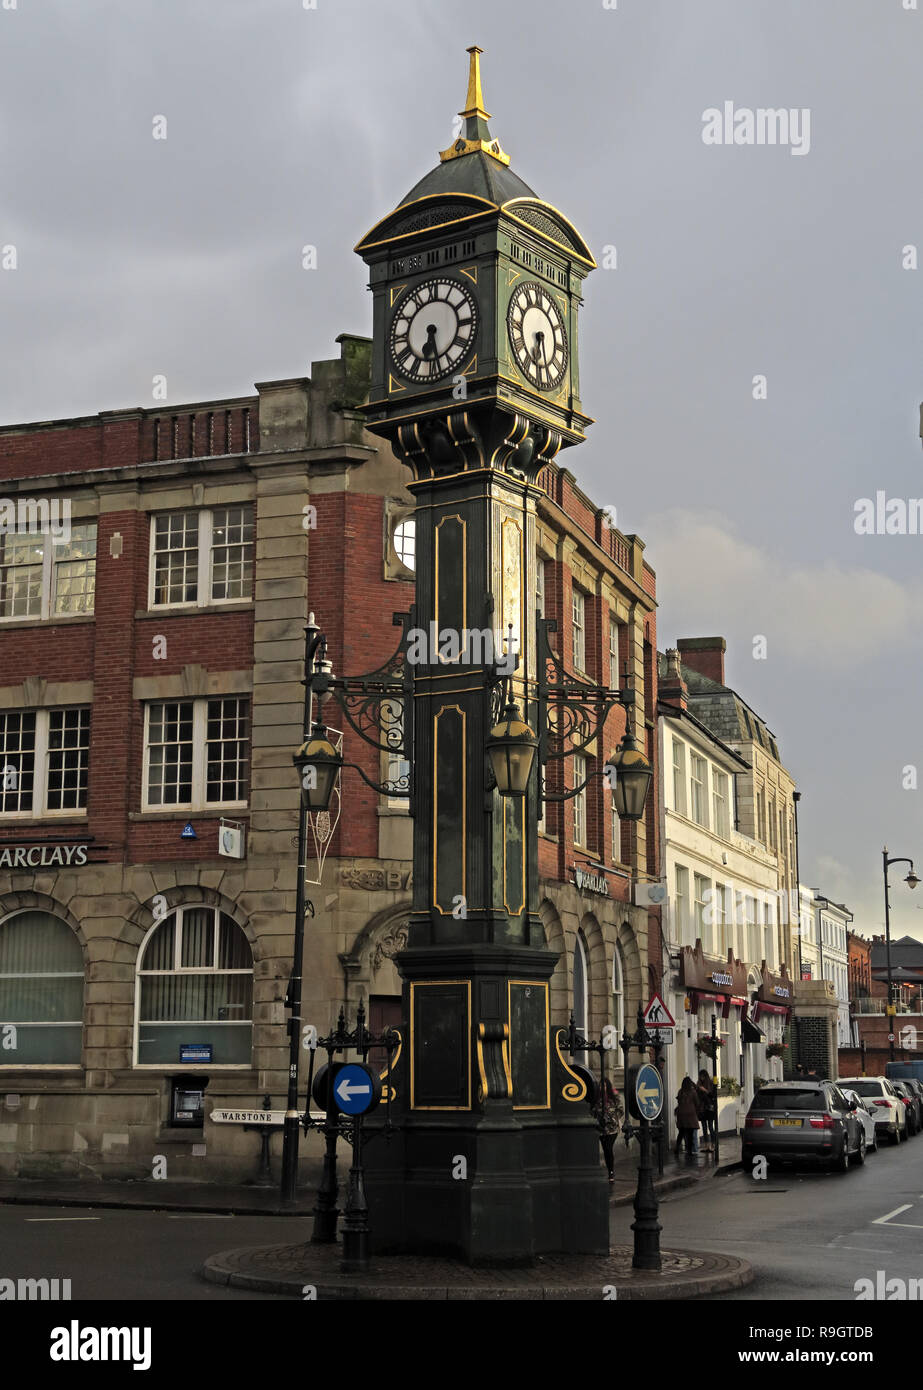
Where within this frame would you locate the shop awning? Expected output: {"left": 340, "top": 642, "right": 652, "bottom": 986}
{"left": 753, "top": 1000, "right": 791, "bottom": 1020}
{"left": 742, "top": 1015, "right": 765, "bottom": 1043}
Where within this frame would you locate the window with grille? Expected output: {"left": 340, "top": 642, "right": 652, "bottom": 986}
{"left": 145, "top": 699, "right": 248, "bottom": 810}
{"left": 136, "top": 906, "right": 253, "bottom": 1065}
{"left": 0, "top": 708, "right": 89, "bottom": 816}
{"left": 151, "top": 506, "right": 253, "bottom": 607}
{"left": 0, "top": 523, "right": 98, "bottom": 621}
{"left": 53, "top": 525, "right": 97, "bottom": 615}
{"left": 393, "top": 518, "right": 416, "bottom": 572}
{"left": 0, "top": 911, "right": 84, "bottom": 1064}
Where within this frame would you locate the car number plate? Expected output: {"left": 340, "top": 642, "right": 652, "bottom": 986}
{"left": 771, "top": 1118, "right": 801, "bottom": 1127}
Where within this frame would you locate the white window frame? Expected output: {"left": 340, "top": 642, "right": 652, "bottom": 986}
{"left": 142, "top": 698, "right": 248, "bottom": 812}
{"left": 672, "top": 738, "right": 687, "bottom": 817}
{"left": 609, "top": 619, "right": 619, "bottom": 690}
{"left": 148, "top": 507, "right": 254, "bottom": 611}
{"left": 612, "top": 946, "right": 625, "bottom": 1039}
{"left": 571, "top": 587, "right": 586, "bottom": 674}
{"left": 0, "top": 707, "right": 90, "bottom": 820}
{"left": 690, "top": 751, "right": 709, "bottom": 829}
{"left": 610, "top": 800, "right": 621, "bottom": 864}
{"left": 674, "top": 864, "right": 689, "bottom": 937}
{"left": 133, "top": 906, "right": 253, "bottom": 1069}
{"left": 0, "top": 908, "right": 85, "bottom": 1070}
{"left": 693, "top": 873, "right": 709, "bottom": 947}
{"left": 536, "top": 558, "right": 545, "bottom": 619}
{"left": 712, "top": 769, "right": 730, "bottom": 839}
{"left": 573, "top": 752, "right": 587, "bottom": 848}
{"left": 0, "top": 523, "right": 98, "bottom": 624}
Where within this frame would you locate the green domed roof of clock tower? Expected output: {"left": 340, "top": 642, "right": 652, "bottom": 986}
{"left": 398, "top": 46, "right": 538, "bottom": 207}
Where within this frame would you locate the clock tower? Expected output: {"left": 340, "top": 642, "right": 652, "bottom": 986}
{"left": 355, "top": 48, "right": 608, "bottom": 1264}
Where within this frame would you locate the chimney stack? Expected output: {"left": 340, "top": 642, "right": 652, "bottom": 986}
{"left": 677, "top": 636, "right": 726, "bottom": 686}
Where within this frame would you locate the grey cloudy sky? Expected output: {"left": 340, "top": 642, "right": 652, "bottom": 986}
{"left": 1, "top": 0, "right": 921, "bottom": 936}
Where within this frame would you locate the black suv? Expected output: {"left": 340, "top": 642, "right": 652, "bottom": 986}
{"left": 742, "top": 1081, "right": 866, "bottom": 1172}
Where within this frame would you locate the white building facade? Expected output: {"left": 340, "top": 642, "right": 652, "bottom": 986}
{"left": 657, "top": 658, "right": 796, "bottom": 1136}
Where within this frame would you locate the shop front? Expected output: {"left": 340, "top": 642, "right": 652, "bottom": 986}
{"left": 672, "top": 939, "right": 749, "bottom": 1138}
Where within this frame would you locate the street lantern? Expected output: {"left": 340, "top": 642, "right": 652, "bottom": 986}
{"left": 906, "top": 870, "right": 919, "bottom": 890}
{"left": 486, "top": 700, "right": 538, "bottom": 797}
{"left": 609, "top": 728, "right": 653, "bottom": 822}
{"left": 294, "top": 727, "right": 343, "bottom": 811}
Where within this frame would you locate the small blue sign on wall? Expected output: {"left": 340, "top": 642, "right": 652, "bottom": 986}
{"left": 181, "top": 822, "right": 197, "bottom": 839}
{"left": 180, "top": 1044, "right": 212, "bottom": 1063}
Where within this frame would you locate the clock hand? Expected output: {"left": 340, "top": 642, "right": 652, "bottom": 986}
{"left": 422, "top": 324, "right": 439, "bottom": 359}
{"left": 531, "top": 330, "right": 546, "bottom": 365}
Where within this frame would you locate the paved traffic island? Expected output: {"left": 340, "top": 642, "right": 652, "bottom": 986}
{"left": 201, "top": 1241, "right": 752, "bottom": 1300}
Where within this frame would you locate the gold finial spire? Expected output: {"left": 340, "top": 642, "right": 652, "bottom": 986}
{"left": 461, "top": 45, "right": 490, "bottom": 120}
{"left": 439, "top": 45, "right": 510, "bottom": 167}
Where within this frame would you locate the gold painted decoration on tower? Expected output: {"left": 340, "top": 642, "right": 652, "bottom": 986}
{"left": 439, "top": 46, "right": 511, "bottom": 166}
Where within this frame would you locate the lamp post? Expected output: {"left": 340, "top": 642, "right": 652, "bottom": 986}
{"left": 882, "top": 848, "right": 919, "bottom": 1062}
{"left": 279, "top": 615, "right": 339, "bottom": 1207}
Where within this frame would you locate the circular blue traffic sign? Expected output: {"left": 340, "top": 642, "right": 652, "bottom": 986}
{"left": 632, "top": 1063, "right": 663, "bottom": 1121}
{"left": 332, "top": 1062, "right": 380, "bottom": 1116}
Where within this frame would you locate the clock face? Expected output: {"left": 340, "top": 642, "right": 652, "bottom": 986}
{"left": 507, "top": 282, "right": 568, "bottom": 391}
{"left": 390, "top": 278, "right": 478, "bottom": 383}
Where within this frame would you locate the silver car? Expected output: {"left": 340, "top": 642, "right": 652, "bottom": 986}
{"left": 840, "top": 1088, "right": 878, "bottom": 1154}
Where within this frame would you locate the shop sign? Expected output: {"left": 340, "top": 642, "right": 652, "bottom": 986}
{"left": 179, "top": 1044, "right": 213, "bottom": 1063}
{"left": 573, "top": 866, "right": 609, "bottom": 897}
{"left": 678, "top": 939, "right": 748, "bottom": 996}
{"left": 0, "top": 843, "right": 89, "bottom": 868}
{"left": 756, "top": 963, "right": 794, "bottom": 1004}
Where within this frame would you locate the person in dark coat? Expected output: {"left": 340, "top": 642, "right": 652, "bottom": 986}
{"left": 674, "top": 1075, "right": 702, "bottom": 1158}
{"left": 696, "top": 1069, "right": 718, "bottom": 1153}
{"left": 591, "top": 1078, "right": 623, "bottom": 1182}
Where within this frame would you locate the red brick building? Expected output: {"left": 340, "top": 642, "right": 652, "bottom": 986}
{"left": 0, "top": 337, "right": 660, "bottom": 1180}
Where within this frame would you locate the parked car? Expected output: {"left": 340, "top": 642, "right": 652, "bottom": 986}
{"left": 838, "top": 1076, "right": 906, "bottom": 1144}
{"left": 906, "top": 1077, "right": 923, "bottom": 1125}
{"left": 891, "top": 1080, "right": 921, "bottom": 1135}
{"left": 840, "top": 1088, "right": 878, "bottom": 1154}
{"left": 742, "top": 1080, "right": 866, "bottom": 1172}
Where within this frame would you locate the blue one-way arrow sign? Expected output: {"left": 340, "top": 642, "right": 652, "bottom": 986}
{"left": 333, "top": 1063, "right": 377, "bottom": 1115}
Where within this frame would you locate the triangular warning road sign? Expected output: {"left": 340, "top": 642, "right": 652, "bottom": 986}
{"left": 643, "top": 993, "right": 676, "bottom": 1028}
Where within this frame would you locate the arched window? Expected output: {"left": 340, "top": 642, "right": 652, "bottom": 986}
{"left": 0, "top": 911, "right": 83, "bottom": 1064}
{"left": 136, "top": 906, "right": 252, "bottom": 1065}
{"left": 573, "top": 930, "right": 589, "bottom": 1066}
{"left": 612, "top": 942, "right": 625, "bottom": 1040}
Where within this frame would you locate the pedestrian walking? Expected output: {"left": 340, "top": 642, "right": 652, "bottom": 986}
{"left": 591, "top": 1078, "right": 622, "bottom": 1183}
{"left": 696, "top": 1069, "right": 718, "bottom": 1152}
{"left": 674, "top": 1075, "right": 702, "bottom": 1159}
